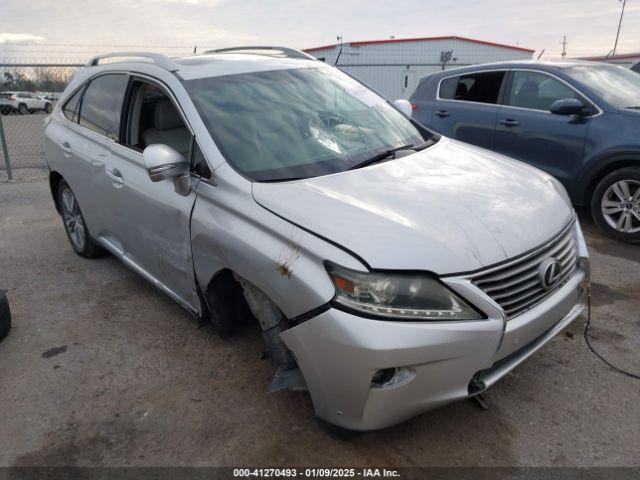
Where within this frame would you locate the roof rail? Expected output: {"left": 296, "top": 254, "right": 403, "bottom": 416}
{"left": 204, "top": 46, "right": 316, "bottom": 61}
{"left": 85, "top": 52, "right": 179, "bottom": 72}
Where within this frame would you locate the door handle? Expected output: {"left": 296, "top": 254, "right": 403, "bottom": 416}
{"left": 499, "top": 118, "right": 520, "bottom": 127}
{"left": 105, "top": 167, "right": 124, "bottom": 186}
{"left": 61, "top": 142, "right": 72, "bottom": 154}
{"left": 435, "top": 109, "right": 450, "bottom": 118}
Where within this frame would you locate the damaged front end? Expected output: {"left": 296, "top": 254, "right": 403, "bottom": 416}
{"left": 233, "top": 274, "right": 308, "bottom": 393}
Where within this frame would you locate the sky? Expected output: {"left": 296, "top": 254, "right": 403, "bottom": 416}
{"left": 0, "top": 0, "right": 638, "bottom": 61}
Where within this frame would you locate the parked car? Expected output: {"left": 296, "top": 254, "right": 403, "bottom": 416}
{"left": 0, "top": 92, "right": 15, "bottom": 114}
{"left": 38, "top": 92, "right": 61, "bottom": 104}
{"left": 409, "top": 61, "right": 640, "bottom": 242}
{"left": 0, "top": 91, "right": 52, "bottom": 114}
{"left": 0, "top": 292, "right": 11, "bottom": 341}
{"left": 45, "top": 49, "right": 589, "bottom": 432}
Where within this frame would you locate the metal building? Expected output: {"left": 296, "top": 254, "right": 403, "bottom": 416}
{"left": 304, "top": 36, "right": 534, "bottom": 100}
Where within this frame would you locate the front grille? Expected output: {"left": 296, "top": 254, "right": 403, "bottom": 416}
{"left": 471, "top": 223, "right": 578, "bottom": 319}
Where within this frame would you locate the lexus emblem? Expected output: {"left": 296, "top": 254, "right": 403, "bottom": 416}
{"left": 538, "top": 257, "right": 562, "bottom": 290}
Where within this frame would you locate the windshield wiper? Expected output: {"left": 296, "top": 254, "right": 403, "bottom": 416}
{"left": 625, "top": 106, "right": 640, "bottom": 110}
{"left": 348, "top": 140, "right": 433, "bottom": 171}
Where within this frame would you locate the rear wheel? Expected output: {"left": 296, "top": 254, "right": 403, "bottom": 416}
{"left": 57, "top": 180, "right": 106, "bottom": 258}
{"left": 18, "top": 103, "right": 28, "bottom": 115}
{"left": 591, "top": 167, "right": 640, "bottom": 243}
{"left": 44, "top": 103, "right": 52, "bottom": 113}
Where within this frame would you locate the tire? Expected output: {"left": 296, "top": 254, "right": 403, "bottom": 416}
{"left": 0, "top": 292, "right": 11, "bottom": 342}
{"left": 44, "top": 103, "right": 52, "bottom": 113}
{"left": 57, "top": 180, "right": 106, "bottom": 258}
{"left": 18, "top": 103, "right": 28, "bottom": 115}
{"left": 591, "top": 167, "right": 640, "bottom": 243}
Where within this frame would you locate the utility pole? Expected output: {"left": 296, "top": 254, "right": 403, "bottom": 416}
{"left": 335, "top": 35, "right": 343, "bottom": 66}
{"left": 561, "top": 36, "right": 568, "bottom": 59}
{"left": 613, "top": 0, "right": 627, "bottom": 56}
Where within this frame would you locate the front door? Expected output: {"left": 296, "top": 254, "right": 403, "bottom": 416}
{"left": 98, "top": 78, "right": 200, "bottom": 311}
{"left": 494, "top": 70, "right": 591, "bottom": 195}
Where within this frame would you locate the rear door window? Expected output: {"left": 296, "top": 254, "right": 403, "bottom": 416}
{"left": 78, "top": 74, "right": 128, "bottom": 141}
{"left": 507, "top": 71, "right": 579, "bottom": 111}
{"left": 439, "top": 71, "right": 506, "bottom": 104}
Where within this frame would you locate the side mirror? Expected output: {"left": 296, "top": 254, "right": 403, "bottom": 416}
{"left": 143, "top": 144, "right": 189, "bottom": 182}
{"left": 393, "top": 99, "right": 413, "bottom": 117}
{"left": 550, "top": 98, "right": 587, "bottom": 116}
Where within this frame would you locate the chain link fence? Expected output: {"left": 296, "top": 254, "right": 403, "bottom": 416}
{"left": 1, "top": 61, "right": 82, "bottom": 182}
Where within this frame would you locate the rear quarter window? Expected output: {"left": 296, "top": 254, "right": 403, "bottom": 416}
{"left": 62, "top": 88, "right": 84, "bottom": 123}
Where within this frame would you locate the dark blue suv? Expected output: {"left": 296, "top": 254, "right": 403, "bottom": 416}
{"left": 410, "top": 61, "right": 640, "bottom": 242}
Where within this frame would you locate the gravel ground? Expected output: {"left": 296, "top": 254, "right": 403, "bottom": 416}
{"left": 0, "top": 180, "right": 638, "bottom": 467}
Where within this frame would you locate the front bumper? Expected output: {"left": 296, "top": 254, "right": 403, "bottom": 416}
{"left": 281, "top": 223, "right": 589, "bottom": 431}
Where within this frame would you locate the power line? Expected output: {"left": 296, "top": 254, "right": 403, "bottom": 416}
{"left": 0, "top": 43, "right": 207, "bottom": 49}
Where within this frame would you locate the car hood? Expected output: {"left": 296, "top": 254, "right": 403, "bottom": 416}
{"left": 252, "top": 138, "right": 574, "bottom": 274}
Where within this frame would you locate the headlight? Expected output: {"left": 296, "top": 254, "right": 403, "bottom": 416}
{"left": 326, "top": 262, "right": 483, "bottom": 321}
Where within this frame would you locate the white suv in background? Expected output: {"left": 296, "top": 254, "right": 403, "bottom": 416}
{"left": 0, "top": 91, "right": 52, "bottom": 114}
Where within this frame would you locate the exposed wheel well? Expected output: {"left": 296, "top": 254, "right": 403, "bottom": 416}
{"left": 202, "top": 269, "right": 255, "bottom": 338}
{"left": 582, "top": 158, "right": 640, "bottom": 207}
{"left": 49, "top": 171, "right": 63, "bottom": 214}
{"left": 202, "top": 268, "right": 296, "bottom": 368}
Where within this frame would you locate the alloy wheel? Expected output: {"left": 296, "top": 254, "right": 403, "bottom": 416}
{"left": 61, "top": 188, "right": 87, "bottom": 251}
{"left": 601, "top": 179, "right": 640, "bottom": 234}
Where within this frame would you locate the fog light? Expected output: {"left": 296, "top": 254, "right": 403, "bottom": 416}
{"left": 370, "top": 366, "right": 415, "bottom": 389}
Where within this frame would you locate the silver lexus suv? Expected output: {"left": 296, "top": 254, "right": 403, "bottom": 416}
{"left": 45, "top": 47, "right": 590, "bottom": 432}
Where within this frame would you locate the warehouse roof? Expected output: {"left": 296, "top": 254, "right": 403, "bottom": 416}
{"left": 578, "top": 52, "right": 640, "bottom": 61}
{"left": 304, "top": 36, "right": 535, "bottom": 54}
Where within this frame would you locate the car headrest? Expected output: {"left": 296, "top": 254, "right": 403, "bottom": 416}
{"left": 455, "top": 82, "right": 468, "bottom": 98}
{"left": 154, "top": 98, "right": 183, "bottom": 130}
{"left": 518, "top": 80, "right": 539, "bottom": 96}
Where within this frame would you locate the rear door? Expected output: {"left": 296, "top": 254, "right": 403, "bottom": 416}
{"left": 429, "top": 70, "right": 506, "bottom": 149}
{"left": 72, "top": 74, "right": 130, "bottom": 236}
{"left": 47, "top": 75, "right": 128, "bottom": 239}
{"left": 23, "top": 93, "right": 41, "bottom": 110}
{"left": 493, "top": 70, "right": 592, "bottom": 194}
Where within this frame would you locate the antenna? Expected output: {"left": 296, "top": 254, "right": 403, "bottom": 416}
{"left": 561, "top": 36, "right": 568, "bottom": 59}
{"left": 613, "top": 0, "right": 627, "bottom": 56}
